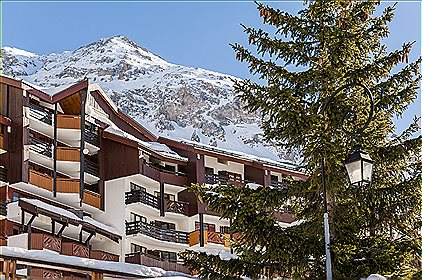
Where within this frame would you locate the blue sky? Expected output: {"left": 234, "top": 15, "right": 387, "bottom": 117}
{"left": 2, "top": 1, "right": 421, "bottom": 134}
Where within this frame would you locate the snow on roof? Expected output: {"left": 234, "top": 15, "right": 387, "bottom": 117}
{"left": 143, "top": 142, "right": 188, "bottom": 162}
{"left": 104, "top": 123, "right": 187, "bottom": 162}
{"left": 20, "top": 198, "right": 121, "bottom": 238}
{"left": 42, "top": 82, "right": 81, "bottom": 96}
{"left": 0, "top": 247, "right": 183, "bottom": 278}
{"left": 173, "top": 138, "right": 300, "bottom": 172}
{"left": 20, "top": 198, "right": 80, "bottom": 221}
{"left": 192, "top": 249, "right": 238, "bottom": 261}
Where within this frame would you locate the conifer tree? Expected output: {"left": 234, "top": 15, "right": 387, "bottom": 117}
{"left": 181, "top": 1, "right": 421, "bottom": 278}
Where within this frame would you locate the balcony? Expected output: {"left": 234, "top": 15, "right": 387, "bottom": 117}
{"left": 85, "top": 160, "right": 99, "bottom": 178}
{"left": 57, "top": 147, "right": 80, "bottom": 162}
{"left": 125, "top": 189, "right": 159, "bottom": 208}
{"left": 31, "top": 232, "right": 62, "bottom": 253}
{"left": 62, "top": 241, "right": 90, "bottom": 258}
{"left": 29, "top": 137, "right": 52, "bottom": 158}
{"left": 83, "top": 190, "right": 101, "bottom": 208}
{"left": 126, "top": 252, "right": 190, "bottom": 274}
{"left": 57, "top": 114, "right": 81, "bottom": 129}
{"left": 126, "top": 220, "right": 189, "bottom": 244}
{"left": 0, "top": 134, "right": 4, "bottom": 152}
{"left": 84, "top": 127, "right": 100, "bottom": 147}
{"left": 90, "top": 250, "right": 119, "bottom": 262}
{"left": 189, "top": 230, "right": 237, "bottom": 247}
{"left": 125, "top": 190, "right": 188, "bottom": 216}
{"left": 205, "top": 173, "right": 246, "bottom": 186}
{"left": 271, "top": 180, "right": 288, "bottom": 189}
{"left": 165, "top": 199, "right": 188, "bottom": 216}
{"left": 0, "top": 166, "right": 7, "bottom": 183}
{"left": 29, "top": 103, "right": 52, "bottom": 125}
{"left": 141, "top": 160, "right": 188, "bottom": 186}
{"left": 28, "top": 170, "right": 101, "bottom": 209}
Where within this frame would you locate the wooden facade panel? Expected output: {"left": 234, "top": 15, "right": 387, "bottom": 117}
{"left": 82, "top": 190, "right": 100, "bottom": 208}
{"left": 57, "top": 115, "right": 81, "bottom": 129}
{"left": 56, "top": 178, "right": 79, "bottom": 193}
{"left": 244, "top": 165, "right": 265, "bottom": 186}
{"left": 30, "top": 268, "right": 61, "bottom": 279}
{"left": 103, "top": 138, "right": 139, "bottom": 180}
{"left": 31, "top": 233, "right": 62, "bottom": 253}
{"left": 29, "top": 170, "right": 53, "bottom": 191}
{"left": 58, "top": 92, "right": 82, "bottom": 115}
{"left": 7, "top": 85, "right": 24, "bottom": 184}
{"left": 57, "top": 147, "right": 80, "bottom": 162}
{"left": 90, "top": 250, "right": 119, "bottom": 262}
{"left": 62, "top": 242, "right": 89, "bottom": 258}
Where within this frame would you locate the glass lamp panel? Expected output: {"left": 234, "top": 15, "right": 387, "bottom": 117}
{"left": 362, "top": 160, "right": 373, "bottom": 182}
{"left": 345, "top": 160, "right": 362, "bottom": 185}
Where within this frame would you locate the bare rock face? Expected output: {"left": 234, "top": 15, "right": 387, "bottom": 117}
{"left": 1, "top": 36, "right": 299, "bottom": 163}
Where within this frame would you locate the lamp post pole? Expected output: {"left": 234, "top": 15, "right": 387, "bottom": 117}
{"left": 320, "top": 82, "right": 374, "bottom": 280}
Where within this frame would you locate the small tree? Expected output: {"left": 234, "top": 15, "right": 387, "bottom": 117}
{"left": 181, "top": 1, "right": 421, "bottom": 278}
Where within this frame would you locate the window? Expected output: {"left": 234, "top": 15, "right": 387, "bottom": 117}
{"left": 12, "top": 225, "right": 21, "bottom": 235}
{"left": 161, "top": 251, "right": 177, "bottom": 262}
{"left": 163, "top": 164, "right": 176, "bottom": 172}
{"left": 217, "top": 158, "right": 228, "bottom": 165}
{"left": 130, "top": 182, "right": 146, "bottom": 192}
{"left": 12, "top": 192, "right": 21, "bottom": 202}
{"left": 154, "top": 220, "right": 175, "bottom": 230}
{"left": 195, "top": 222, "right": 216, "bottom": 232}
{"left": 220, "top": 226, "right": 230, "bottom": 234}
{"left": 130, "top": 213, "right": 146, "bottom": 223}
{"left": 271, "top": 175, "right": 279, "bottom": 182}
{"left": 154, "top": 192, "right": 175, "bottom": 201}
{"left": 130, "top": 243, "right": 146, "bottom": 254}
{"left": 205, "top": 167, "right": 214, "bottom": 175}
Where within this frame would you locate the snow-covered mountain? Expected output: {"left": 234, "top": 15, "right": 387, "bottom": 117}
{"left": 2, "top": 35, "right": 298, "bottom": 163}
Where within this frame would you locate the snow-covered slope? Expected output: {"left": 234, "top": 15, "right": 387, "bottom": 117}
{"left": 1, "top": 35, "right": 298, "bottom": 163}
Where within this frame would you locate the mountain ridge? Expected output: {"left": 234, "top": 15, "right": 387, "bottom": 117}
{"left": 1, "top": 35, "right": 299, "bottom": 163}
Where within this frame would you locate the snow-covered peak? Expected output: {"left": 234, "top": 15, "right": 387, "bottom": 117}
{"left": 3, "top": 46, "right": 38, "bottom": 58}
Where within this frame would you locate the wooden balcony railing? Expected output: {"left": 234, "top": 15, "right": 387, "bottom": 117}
{"left": 125, "top": 190, "right": 159, "bottom": 208}
{"left": 57, "top": 147, "right": 80, "bottom": 162}
{"left": 29, "top": 137, "right": 52, "bottom": 158}
{"left": 271, "top": 180, "right": 289, "bottom": 189}
{"left": 62, "top": 241, "right": 89, "bottom": 258}
{"left": 84, "top": 127, "right": 100, "bottom": 147}
{"left": 125, "top": 190, "right": 189, "bottom": 216}
{"left": 141, "top": 160, "right": 188, "bottom": 186}
{"left": 126, "top": 220, "right": 189, "bottom": 244}
{"left": 29, "top": 170, "right": 53, "bottom": 191}
{"left": 0, "top": 134, "right": 4, "bottom": 151}
{"left": 85, "top": 160, "right": 99, "bottom": 178}
{"left": 57, "top": 115, "right": 81, "bottom": 129}
{"left": 0, "top": 166, "right": 7, "bottom": 183}
{"left": 126, "top": 252, "right": 190, "bottom": 274}
{"left": 189, "top": 230, "right": 235, "bottom": 247}
{"left": 164, "top": 198, "right": 188, "bottom": 215}
{"left": 31, "top": 233, "right": 61, "bottom": 253}
{"left": 90, "top": 250, "right": 119, "bottom": 262}
{"left": 29, "top": 103, "right": 52, "bottom": 125}
{"left": 83, "top": 190, "right": 101, "bottom": 208}
{"left": 57, "top": 178, "right": 80, "bottom": 193}
{"left": 205, "top": 173, "right": 248, "bottom": 186}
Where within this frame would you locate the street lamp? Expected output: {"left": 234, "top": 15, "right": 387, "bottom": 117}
{"left": 345, "top": 144, "right": 374, "bottom": 188}
{"left": 321, "top": 82, "right": 374, "bottom": 280}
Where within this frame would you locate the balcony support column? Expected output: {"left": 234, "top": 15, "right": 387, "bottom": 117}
{"left": 53, "top": 103, "right": 58, "bottom": 197}
{"left": 159, "top": 182, "right": 165, "bottom": 217}
{"left": 199, "top": 213, "right": 204, "bottom": 247}
{"left": 79, "top": 89, "right": 87, "bottom": 203}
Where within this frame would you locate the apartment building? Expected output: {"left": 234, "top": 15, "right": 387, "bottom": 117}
{"left": 0, "top": 75, "right": 306, "bottom": 278}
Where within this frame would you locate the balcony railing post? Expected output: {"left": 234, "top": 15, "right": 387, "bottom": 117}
{"left": 53, "top": 103, "right": 58, "bottom": 197}
{"left": 79, "top": 90, "right": 87, "bottom": 202}
{"left": 160, "top": 182, "right": 165, "bottom": 217}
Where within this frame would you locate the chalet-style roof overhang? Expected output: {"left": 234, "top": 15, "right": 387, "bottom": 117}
{"left": 159, "top": 137, "right": 308, "bottom": 180}
{"left": 26, "top": 80, "right": 89, "bottom": 104}
{"left": 103, "top": 130, "right": 188, "bottom": 165}
{"left": 19, "top": 198, "right": 121, "bottom": 242}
